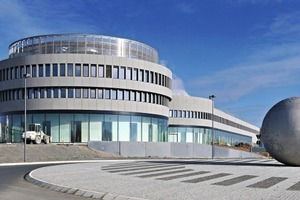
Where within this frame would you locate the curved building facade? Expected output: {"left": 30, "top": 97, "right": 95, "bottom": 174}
{"left": 0, "top": 34, "right": 259, "bottom": 146}
{"left": 0, "top": 34, "right": 172, "bottom": 143}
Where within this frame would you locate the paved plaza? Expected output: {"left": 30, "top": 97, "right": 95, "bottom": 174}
{"left": 28, "top": 159, "right": 300, "bottom": 199}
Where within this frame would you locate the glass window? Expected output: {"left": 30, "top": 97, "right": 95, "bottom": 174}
{"left": 98, "top": 65, "right": 104, "bottom": 77}
{"left": 120, "top": 67, "right": 125, "bottom": 79}
{"left": 118, "top": 90, "right": 124, "bottom": 100}
{"left": 67, "top": 63, "right": 73, "bottom": 76}
{"left": 14, "top": 90, "right": 18, "bottom": 100}
{"left": 52, "top": 88, "right": 58, "bottom": 98}
{"left": 60, "top": 63, "right": 65, "bottom": 76}
{"left": 178, "top": 110, "right": 182, "bottom": 118}
{"left": 105, "top": 89, "right": 110, "bottom": 99}
{"left": 59, "top": 114, "right": 72, "bottom": 143}
{"left": 26, "top": 65, "right": 30, "bottom": 75}
{"left": 75, "top": 64, "right": 81, "bottom": 77}
{"left": 145, "top": 70, "right": 149, "bottom": 82}
{"left": 68, "top": 88, "right": 74, "bottom": 98}
{"left": 91, "top": 64, "right": 96, "bottom": 77}
{"left": 4, "top": 68, "right": 8, "bottom": 81}
{"left": 106, "top": 65, "right": 112, "bottom": 78}
{"left": 46, "top": 114, "right": 59, "bottom": 142}
{"left": 141, "top": 92, "right": 146, "bottom": 102}
{"left": 112, "top": 89, "right": 117, "bottom": 100}
{"left": 155, "top": 73, "right": 158, "bottom": 84}
{"left": 45, "top": 64, "right": 51, "bottom": 77}
{"left": 83, "top": 88, "right": 88, "bottom": 98}
{"left": 40, "top": 88, "right": 45, "bottom": 98}
{"left": 136, "top": 91, "right": 140, "bottom": 102}
{"left": 169, "top": 110, "right": 173, "bottom": 117}
{"left": 61, "top": 88, "right": 66, "bottom": 98}
{"left": 131, "top": 91, "right": 136, "bottom": 101}
{"left": 10, "top": 67, "right": 13, "bottom": 80}
{"left": 20, "top": 66, "right": 24, "bottom": 78}
{"left": 98, "top": 89, "right": 103, "bottom": 99}
{"left": 146, "top": 93, "right": 150, "bottom": 103}
{"left": 132, "top": 68, "right": 138, "bottom": 81}
{"left": 150, "top": 71, "right": 154, "bottom": 83}
{"left": 27, "top": 89, "right": 33, "bottom": 99}
{"left": 32, "top": 65, "right": 37, "bottom": 77}
{"left": 15, "top": 66, "right": 19, "bottom": 79}
{"left": 83, "top": 64, "right": 89, "bottom": 77}
{"left": 90, "top": 114, "right": 103, "bottom": 141}
{"left": 139, "top": 69, "right": 144, "bottom": 81}
{"left": 113, "top": 66, "right": 119, "bottom": 79}
{"left": 39, "top": 65, "right": 44, "bottom": 77}
{"left": 47, "top": 88, "right": 51, "bottom": 98}
{"left": 124, "top": 90, "right": 129, "bottom": 100}
{"left": 90, "top": 88, "right": 96, "bottom": 98}
{"left": 75, "top": 88, "right": 81, "bottom": 98}
{"left": 52, "top": 64, "right": 58, "bottom": 77}
{"left": 174, "top": 110, "right": 177, "bottom": 118}
{"left": 126, "top": 67, "right": 132, "bottom": 80}
{"left": 159, "top": 74, "right": 162, "bottom": 85}
{"left": 34, "top": 88, "right": 38, "bottom": 99}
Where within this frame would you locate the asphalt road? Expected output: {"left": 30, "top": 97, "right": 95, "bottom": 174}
{"left": 0, "top": 164, "right": 86, "bottom": 200}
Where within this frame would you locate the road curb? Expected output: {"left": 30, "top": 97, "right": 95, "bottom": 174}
{"left": 25, "top": 169, "right": 147, "bottom": 200}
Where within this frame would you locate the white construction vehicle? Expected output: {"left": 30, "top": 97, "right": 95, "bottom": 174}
{"left": 22, "top": 123, "right": 51, "bottom": 144}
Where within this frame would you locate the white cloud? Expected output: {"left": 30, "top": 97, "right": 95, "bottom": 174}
{"left": 267, "top": 11, "right": 300, "bottom": 37}
{"left": 159, "top": 60, "right": 168, "bottom": 67}
{"left": 172, "top": 74, "right": 190, "bottom": 96}
{"left": 189, "top": 49, "right": 300, "bottom": 103}
{"left": 188, "top": 9, "right": 300, "bottom": 103}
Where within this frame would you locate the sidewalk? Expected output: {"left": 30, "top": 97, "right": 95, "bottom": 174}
{"left": 27, "top": 159, "right": 300, "bottom": 200}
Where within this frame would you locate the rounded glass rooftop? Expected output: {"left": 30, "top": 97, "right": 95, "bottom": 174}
{"left": 8, "top": 34, "right": 159, "bottom": 63}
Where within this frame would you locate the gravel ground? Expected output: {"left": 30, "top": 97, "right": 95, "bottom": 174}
{"left": 0, "top": 143, "right": 121, "bottom": 163}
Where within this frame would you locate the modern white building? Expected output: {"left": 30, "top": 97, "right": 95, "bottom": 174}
{"left": 168, "top": 96, "right": 259, "bottom": 145}
{"left": 0, "top": 34, "right": 259, "bottom": 145}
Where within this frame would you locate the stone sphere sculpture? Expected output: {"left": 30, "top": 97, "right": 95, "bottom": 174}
{"left": 261, "top": 97, "right": 300, "bottom": 166}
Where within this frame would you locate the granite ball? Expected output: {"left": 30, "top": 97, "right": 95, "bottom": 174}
{"left": 261, "top": 97, "right": 300, "bottom": 166}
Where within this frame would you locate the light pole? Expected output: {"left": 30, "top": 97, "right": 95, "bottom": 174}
{"left": 24, "top": 73, "right": 30, "bottom": 162}
{"left": 209, "top": 95, "right": 215, "bottom": 159}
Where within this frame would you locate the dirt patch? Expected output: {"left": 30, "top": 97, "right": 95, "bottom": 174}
{"left": 0, "top": 143, "right": 122, "bottom": 163}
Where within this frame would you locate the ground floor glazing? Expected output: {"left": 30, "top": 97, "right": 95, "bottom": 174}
{"left": 168, "top": 126, "right": 252, "bottom": 146}
{"left": 0, "top": 113, "right": 252, "bottom": 146}
{"left": 0, "top": 112, "right": 168, "bottom": 143}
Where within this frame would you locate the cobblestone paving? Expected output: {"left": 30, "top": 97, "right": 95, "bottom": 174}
{"left": 30, "top": 159, "right": 300, "bottom": 200}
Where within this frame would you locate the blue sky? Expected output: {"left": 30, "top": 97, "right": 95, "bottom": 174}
{"left": 1, "top": 0, "right": 300, "bottom": 127}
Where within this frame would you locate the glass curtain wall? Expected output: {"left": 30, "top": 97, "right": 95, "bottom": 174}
{"left": 168, "top": 126, "right": 251, "bottom": 146}
{"left": 0, "top": 113, "right": 168, "bottom": 143}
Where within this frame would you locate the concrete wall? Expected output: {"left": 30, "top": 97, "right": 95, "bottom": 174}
{"left": 88, "top": 141, "right": 262, "bottom": 158}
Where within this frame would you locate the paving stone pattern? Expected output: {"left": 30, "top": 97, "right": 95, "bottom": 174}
{"left": 102, "top": 159, "right": 300, "bottom": 191}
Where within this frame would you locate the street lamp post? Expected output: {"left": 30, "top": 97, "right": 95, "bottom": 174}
{"left": 24, "top": 73, "right": 30, "bottom": 162}
{"left": 209, "top": 95, "right": 215, "bottom": 159}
